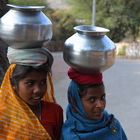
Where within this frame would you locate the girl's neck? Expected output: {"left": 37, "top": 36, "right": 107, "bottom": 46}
{"left": 29, "top": 102, "right": 42, "bottom": 120}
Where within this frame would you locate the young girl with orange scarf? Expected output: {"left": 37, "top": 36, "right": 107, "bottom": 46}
{"left": 0, "top": 47, "right": 63, "bottom": 140}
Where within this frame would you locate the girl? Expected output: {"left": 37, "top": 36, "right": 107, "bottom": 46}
{"left": 61, "top": 68, "right": 127, "bottom": 140}
{"left": 0, "top": 47, "right": 63, "bottom": 140}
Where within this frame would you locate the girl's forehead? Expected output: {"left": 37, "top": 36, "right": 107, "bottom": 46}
{"left": 24, "top": 71, "right": 47, "bottom": 79}
{"left": 85, "top": 86, "right": 105, "bottom": 96}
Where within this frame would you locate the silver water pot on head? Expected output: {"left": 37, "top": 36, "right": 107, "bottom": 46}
{"left": 0, "top": 4, "right": 52, "bottom": 49}
{"left": 63, "top": 25, "right": 116, "bottom": 73}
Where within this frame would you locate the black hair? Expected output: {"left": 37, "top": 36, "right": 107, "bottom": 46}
{"left": 78, "top": 82, "right": 105, "bottom": 98}
{"left": 10, "top": 64, "right": 50, "bottom": 87}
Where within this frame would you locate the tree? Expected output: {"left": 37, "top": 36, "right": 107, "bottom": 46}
{"left": 47, "top": 9, "right": 77, "bottom": 41}
{"left": 123, "top": 0, "right": 140, "bottom": 41}
{"left": 66, "top": 0, "right": 93, "bottom": 24}
{"left": 66, "top": 0, "right": 140, "bottom": 42}
{"left": 96, "top": 0, "right": 128, "bottom": 42}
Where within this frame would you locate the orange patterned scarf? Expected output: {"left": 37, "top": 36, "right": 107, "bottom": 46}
{"left": 0, "top": 64, "right": 55, "bottom": 140}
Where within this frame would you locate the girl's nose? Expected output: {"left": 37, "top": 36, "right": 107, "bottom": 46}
{"left": 95, "top": 99, "right": 104, "bottom": 108}
{"left": 33, "top": 85, "right": 41, "bottom": 94}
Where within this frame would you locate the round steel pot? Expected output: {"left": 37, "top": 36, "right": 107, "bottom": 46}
{"left": 0, "top": 4, "right": 52, "bottom": 49}
{"left": 63, "top": 25, "right": 116, "bottom": 73}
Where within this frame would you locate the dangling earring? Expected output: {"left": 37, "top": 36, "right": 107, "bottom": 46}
{"left": 10, "top": 78, "right": 17, "bottom": 91}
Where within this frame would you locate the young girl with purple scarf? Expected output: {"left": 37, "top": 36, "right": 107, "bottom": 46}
{"left": 61, "top": 68, "right": 127, "bottom": 140}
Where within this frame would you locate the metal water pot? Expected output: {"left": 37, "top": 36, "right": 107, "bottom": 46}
{"left": 0, "top": 4, "right": 52, "bottom": 49}
{"left": 63, "top": 25, "right": 116, "bottom": 73}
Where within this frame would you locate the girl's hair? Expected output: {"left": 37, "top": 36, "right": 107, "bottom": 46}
{"left": 10, "top": 63, "right": 50, "bottom": 87}
{"left": 78, "top": 82, "right": 105, "bottom": 98}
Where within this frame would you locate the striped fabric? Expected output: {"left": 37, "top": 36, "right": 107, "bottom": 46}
{"left": 0, "top": 64, "right": 55, "bottom": 140}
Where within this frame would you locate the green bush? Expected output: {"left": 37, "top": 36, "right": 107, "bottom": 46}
{"left": 117, "top": 45, "right": 127, "bottom": 56}
{"left": 45, "top": 9, "right": 78, "bottom": 41}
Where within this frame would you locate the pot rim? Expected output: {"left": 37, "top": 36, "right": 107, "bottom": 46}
{"left": 74, "top": 25, "right": 110, "bottom": 36}
{"left": 7, "top": 4, "right": 45, "bottom": 11}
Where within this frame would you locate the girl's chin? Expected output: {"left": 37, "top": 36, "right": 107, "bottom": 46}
{"left": 89, "top": 114, "right": 103, "bottom": 120}
{"left": 28, "top": 100, "right": 41, "bottom": 106}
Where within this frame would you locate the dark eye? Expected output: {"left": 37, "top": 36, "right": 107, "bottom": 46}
{"left": 25, "top": 80, "right": 34, "bottom": 86}
{"left": 89, "top": 97, "right": 96, "bottom": 103}
{"left": 101, "top": 95, "right": 106, "bottom": 101}
{"left": 40, "top": 80, "right": 47, "bottom": 86}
